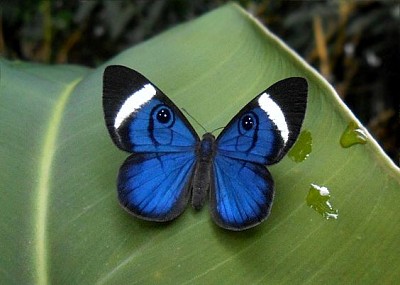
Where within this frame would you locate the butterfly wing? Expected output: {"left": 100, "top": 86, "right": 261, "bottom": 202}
{"left": 212, "top": 77, "right": 308, "bottom": 230}
{"left": 216, "top": 77, "right": 308, "bottom": 165}
{"left": 118, "top": 152, "right": 196, "bottom": 221}
{"left": 103, "top": 65, "right": 199, "bottom": 153}
{"left": 103, "top": 65, "right": 199, "bottom": 221}
{"left": 211, "top": 155, "right": 274, "bottom": 230}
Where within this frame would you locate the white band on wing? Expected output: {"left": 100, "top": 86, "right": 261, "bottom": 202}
{"left": 258, "top": 92, "right": 289, "bottom": 144}
{"left": 114, "top": 83, "right": 157, "bottom": 129}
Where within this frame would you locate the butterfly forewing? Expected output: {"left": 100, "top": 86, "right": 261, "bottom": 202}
{"left": 103, "top": 65, "right": 199, "bottom": 153}
{"left": 216, "top": 77, "right": 308, "bottom": 165}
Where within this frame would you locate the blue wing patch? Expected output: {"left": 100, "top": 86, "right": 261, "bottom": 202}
{"left": 211, "top": 155, "right": 274, "bottom": 230}
{"left": 217, "top": 107, "right": 282, "bottom": 165}
{"left": 126, "top": 97, "right": 198, "bottom": 152}
{"left": 118, "top": 152, "right": 196, "bottom": 221}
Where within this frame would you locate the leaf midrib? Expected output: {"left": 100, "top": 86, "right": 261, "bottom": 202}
{"left": 35, "top": 78, "right": 82, "bottom": 285}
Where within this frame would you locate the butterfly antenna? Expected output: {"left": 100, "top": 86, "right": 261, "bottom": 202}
{"left": 210, "top": 126, "right": 224, "bottom": 134}
{"left": 181, "top": 108, "right": 208, "bottom": 133}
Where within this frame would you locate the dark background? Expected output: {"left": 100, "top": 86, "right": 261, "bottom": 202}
{"left": 1, "top": 0, "right": 399, "bottom": 165}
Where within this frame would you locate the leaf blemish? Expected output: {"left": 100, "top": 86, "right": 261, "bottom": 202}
{"left": 340, "top": 121, "right": 367, "bottom": 148}
{"left": 306, "top": 184, "right": 338, "bottom": 220}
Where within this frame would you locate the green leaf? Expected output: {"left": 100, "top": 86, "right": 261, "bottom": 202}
{"left": 1, "top": 3, "right": 399, "bottom": 284}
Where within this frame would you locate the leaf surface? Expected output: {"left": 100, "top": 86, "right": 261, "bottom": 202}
{"left": 1, "top": 4, "right": 399, "bottom": 284}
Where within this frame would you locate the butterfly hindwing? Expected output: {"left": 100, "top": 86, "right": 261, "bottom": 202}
{"left": 211, "top": 155, "right": 274, "bottom": 230}
{"left": 216, "top": 77, "right": 308, "bottom": 165}
{"left": 103, "top": 65, "right": 199, "bottom": 153}
{"left": 103, "top": 65, "right": 199, "bottom": 221}
{"left": 118, "top": 152, "right": 196, "bottom": 221}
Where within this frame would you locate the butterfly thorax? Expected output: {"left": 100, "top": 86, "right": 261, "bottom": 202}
{"left": 198, "top": 133, "right": 216, "bottom": 161}
{"left": 191, "top": 133, "right": 216, "bottom": 210}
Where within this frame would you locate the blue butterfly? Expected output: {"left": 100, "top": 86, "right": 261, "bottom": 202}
{"left": 103, "top": 65, "right": 307, "bottom": 231}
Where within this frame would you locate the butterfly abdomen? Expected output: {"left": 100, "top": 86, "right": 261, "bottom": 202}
{"left": 191, "top": 133, "right": 216, "bottom": 210}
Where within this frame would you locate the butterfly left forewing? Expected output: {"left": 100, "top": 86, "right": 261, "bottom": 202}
{"left": 103, "top": 65, "right": 199, "bottom": 153}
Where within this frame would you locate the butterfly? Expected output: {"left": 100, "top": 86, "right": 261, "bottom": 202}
{"left": 103, "top": 65, "right": 307, "bottom": 231}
